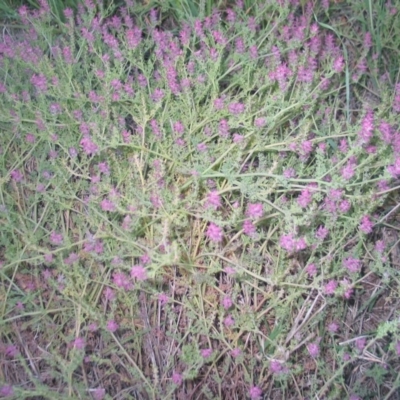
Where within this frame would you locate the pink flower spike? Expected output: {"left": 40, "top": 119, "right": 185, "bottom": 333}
{"left": 324, "top": 280, "right": 338, "bottom": 295}
{"left": 0, "top": 385, "right": 13, "bottom": 397}
{"left": 201, "top": 348, "right": 212, "bottom": 358}
{"left": 172, "top": 372, "right": 183, "bottom": 385}
{"left": 50, "top": 231, "right": 63, "bottom": 245}
{"left": 158, "top": 293, "right": 169, "bottom": 305}
{"left": 230, "top": 347, "right": 241, "bottom": 357}
{"left": 92, "top": 388, "right": 106, "bottom": 400}
{"left": 307, "top": 342, "right": 320, "bottom": 358}
{"left": 131, "top": 265, "right": 148, "bottom": 281}
{"left": 206, "top": 191, "right": 221, "bottom": 209}
{"left": 246, "top": 203, "right": 263, "bottom": 219}
{"left": 249, "top": 385, "right": 262, "bottom": 399}
{"left": 106, "top": 320, "right": 119, "bottom": 332}
{"left": 343, "top": 257, "right": 362, "bottom": 273}
{"left": 206, "top": 223, "right": 223, "bottom": 242}
{"left": 73, "top": 337, "right": 85, "bottom": 350}
{"left": 222, "top": 296, "right": 233, "bottom": 309}
{"left": 224, "top": 315, "right": 235, "bottom": 327}
{"left": 359, "top": 215, "right": 373, "bottom": 234}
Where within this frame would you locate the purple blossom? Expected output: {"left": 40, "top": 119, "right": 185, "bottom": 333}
{"left": 359, "top": 215, "right": 373, "bottom": 234}
{"left": 333, "top": 56, "right": 344, "bottom": 73}
{"left": 343, "top": 257, "right": 362, "bottom": 273}
{"left": 101, "top": 199, "right": 116, "bottom": 212}
{"left": 206, "top": 223, "right": 223, "bottom": 242}
{"left": 206, "top": 191, "right": 221, "bottom": 209}
{"left": 306, "top": 263, "right": 317, "bottom": 277}
{"left": 222, "top": 295, "right": 233, "bottom": 309}
{"left": 104, "top": 287, "right": 115, "bottom": 301}
{"left": 307, "top": 342, "right": 320, "bottom": 358}
{"left": 315, "top": 226, "right": 329, "bottom": 240}
{"left": 214, "top": 97, "right": 224, "bottom": 110}
{"left": 328, "top": 322, "right": 339, "bottom": 333}
{"left": 355, "top": 337, "right": 366, "bottom": 351}
{"left": 233, "top": 134, "right": 244, "bottom": 143}
{"left": 270, "top": 360, "right": 285, "bottom": 374}
{"left": 341, "top": 162, "right": 355, "bottom": 180}
{"left": 249, "top": 386, "right": 262, "bottom": 399}
{"left": 4, "top": 345, "right": 19, "bottom": 358}
{"left": 173, "top": 121, "right": 184, "bottom": 134}
{"left": 219, "top": 119, "right": 230, "bottom": 138}
{"left": 113, "top": 272, "right": 131, "bottom": 290}
{"left": 172, "top": 372, "right": 183, "bottom": 385}
{"left": 50, "top": 231, "right": 63, "bottom": 245}
{"left": 230, "top": 347, "right": 241, "bottom": 357}
{"left": 339, "top": 199, "right": 351, "bottom": 213}
{"left": 243, "top": 219, "right": 256, "bottom": 236}
{"left": 359, "top": 109, "right": 374, "bottom": 143}
{"left": 30, "top": 73, "right": 47, "bottom": 93}
{"left": 73, "top": 337, "right": 85, "bottom": 350}
{"left": 297, "top": 189, "right": 312, "bottom": 208}
{"left": 93, "top": 388, "right": 106, "bottom": 400}
{"left": 106, "top": 320, "right": 119, "bottom": 332}
{"left": 201, "top": 348, "right": 213, "bottom": 358}
{"left": 158, "top": 293, "right": 169, "bottom": 305}
{"left": 80, "top": 136, "right": 98, "bottom": 155}
{"left": 254, "top": 117, "right": 265, "bottom": 128}
{"left": 131, "top": 265, "right": 148, "bottom": 281}
{"left": 224, "top": 315, "right": 235, "bottom": 327}
{"left": 0, "top": 385, "right": 13, "bottom": 397}
{"left": 324, "top": 280, "right": 338, "bottom": 295}
{"left": 246, "top": 203, "right": 263, "bottom": 218}
{"left": 10, "top": 169, "right": 23, "bottom": 182}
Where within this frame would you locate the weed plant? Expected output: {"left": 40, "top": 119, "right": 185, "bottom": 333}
{"left": 0, "top": 0, "right": 400, "bottom": 399}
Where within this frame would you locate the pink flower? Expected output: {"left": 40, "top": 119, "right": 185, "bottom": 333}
{"left": 206, "top": 223, "right": 223, "bottom": 242}
{"left": 214, "top": 97, "right": 225, "bottom": 110}
{"left": 113, "top": 272, "right": 131, "bottom": 290}
{"left": 80, "top": 136, "right": 99, "bottom": 155}
{"left": 333, "top": 56, "right": 344, "bottom": 73}
{"left": 328, "top": 322, "right": 339, "bottom": 333}
{"left": 131, "top": 265, "right": 148, "bottom": 281}
{"left": 243, "top": 219, "right": 256, "bottom": 236}
{"left": 359, "top": 109, "right": 374, "bottom": 143}
{"left": 73, "top": 337, "right": 85, "bottom": 350}
{"left": 206, "top": 191, "right": 221, "bottom": 209}
{"left": 10, "top": 169, "right": 24, "bottom": 182}
{"left": 359, "top": 215, "right": 373, "bottom": 234}
{"left": 324, "top": 280, "right": 338, "bottom": 295}
{"left": 228, "top": 102, "right": 245, "bottom": 115}
{"left": 343, "top": 257, "right": 362, "bottom": 273}
{"left": 219, "top": 119, "right": 230, "bottom": 138}
{"left": 270, "top": 360, "right": 284, "bottom": 374}
{"left": 254, "top": 117, "right": 265, "bottom": 128}
{"left": 249, "top": 386, "right": 262, "bottom": 399}
{"left": 315, "top": 226, "right": 329, "bottom": 240}
{"left": 101, "top": 199, "right": 116, "bottom": 212}
{"left": 375, "top": 240, "right": 385, "bottom": 253}
{"left": 158, "top": 293, "right": 169, "bottom": 305}
{"left": 222, "top": 296, "right": 233, "bottom": 309}
{"left": 297, "top": 189, "right": 312, "bottom": 208}
{"left": 246, "top": 203, "right": 263, "bottom": 219}
{"left": 50, "top": 231, "right": 63, "bottom": 245}
{"left": 230, "top": 347, "right": 241, "bottom": 357}
{"left": 355, "top": 337, "right": 366, "bottom": 351}
{"left": 104, "top": 287, "right": 116, "bottom": 301}
{"left": 106, "top": 320, "right": 119, "bottom": 332}
{"left": 341, "top": 162, "right": 355, "bottom": 180}
{"left": 172, "top": 372, "right": 183, "bottom": 385}
{"left": 4, "top": 345, "right": 18, "bottom": 358}
{"left": 339, "top": 199, "right": 351, "bottom": 213}
{"left": 306, "top": 263, "right": 317, "bottom": 277}
{"left": 307, "top": 342, "right": 320, "bottom": 358}
{"left": 0, "top": 385, "right": 13, "bottom": 397}
{"left": 201, "top": 348, "right": 212, "bottom": 358}
{"left": 93, "top": 388, "right": 105, "bottom": 400}
{"left": 224, "top": 315, "right": 235, "bottom": 327}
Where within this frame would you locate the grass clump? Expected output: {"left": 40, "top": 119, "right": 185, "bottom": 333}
{"left": 0, "top": 0, "right": 400, "bottom": 399}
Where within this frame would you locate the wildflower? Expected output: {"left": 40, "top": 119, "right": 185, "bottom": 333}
{"left": 219, "top": 119, "right": 230, "bottom": 138}
{"left": 158, "top": 293, "right": 168, "bottom": 305}
{"left": 10, "top": 169, "right": 23, "bottom": 182}
{"left": 201, "top": 348, "right": 212, "bottom": 358}
{"left": 333, "top": 56, "right": 344, "bottom": 73}
{"left": 280, "top": 233, "right": 296, "bottom": 252}
{"left": 73, "top": 337, "right": 85, "bottom": 350}
{"left": 343, "top": 257, "right": 362, "bottom": 273}
{"left": 131, "top": 265, "right": 148, "bottom": 281}
{"left": 359, "top": 109, "right": 374, "bottom": 143}
{"left": 359, "top": 215, "right": 373, "bottom": 234}
{"left": 306, "top": 263, "right": 317, "bottom": 277}
{"left": 328, "top": 322, "right": 339, "bottom": 333}
{"left": 30, "top": 73, "right": 47, "bottom": 93}
{"left": 104, "top": 287, "right": 115, "bottom": 301}
{"left": 93, "top": 388, "right": 106, "bottom": 400}
{"left": 206, "top": 223, "right": 223, "bottom": 242}
{"left": 206, "top": 191, "right": 221, "bottom": 209}
{"left": 243, "top": 219, "right": 256, "bottom": 236}
{"left": 315, "top": 226, "right": 329, "bottom": 240}
{"left": 88, "top": 323, "right": 98, "bottom": 332}
{"left": 214, "top": 97, "right": 225, "bottom": 110}
{"left": 339, "top": 199, "right": 351, "bottom": 213}
{"left": 298, "top": 189, "right": 312, "bottom": 208}
{"left": 224, "top": 267, "right": 236, "bottom": 275}
{"left": 270, "top": 360, "right": 284, "bottom": 374}
{"left": 246, "top": 203, "right": 263, "bottom": 219}
{"left": 339, "top": 138, "right": 348, "bottom": 153}
{"left": 0, "top": 385, "right": 13, "bottom": 397}
{"left": 222, "top": 296, "right": 233, "bottom": 309}
{"left": 355, "top": 337, "right": 366, "bottom": 351}
{"left": 230, "top": 348, "right": 241, "bottom": 357}
{"left": 113, "top": 272, "right": 131, "bottom": 290}
{"left": 80, "top": 136, "right": 98, "bottom": 155}
{"left": 324, "top": 280, "right": 338, "bottom": 295}
{"left": 197, "top": 142, "right": 207, "bottom": 152}
{"left": 4, "top": 345, "right": 18, "bottom": 358}
{"left": 101, "top": 199, "right": 116, "bottom": 212}
{"left": 172, "top": 372, "right": 183, "bottom": 385}
{"left": 374, "top": 240, "right": 385, "bottom": 253}
{"left": 233, "top": 134, "right": 244, "bottom": 143}
{"left": 307, "top": 342, "right": 320, "bottom": 358}
{"left": 44, "top": 253, "right": 54, "bottom": 263}
{"left": 106, "top": 320, "right": 119, "bottom": 332}
{"left": 50, "top": 231, "right": 63, "bottom": 245}
{"left": 224, "top": 315, "right": 235, "bottom": 327}
{"left": 249, "top": 386, "right": 262, "bottom": 399}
